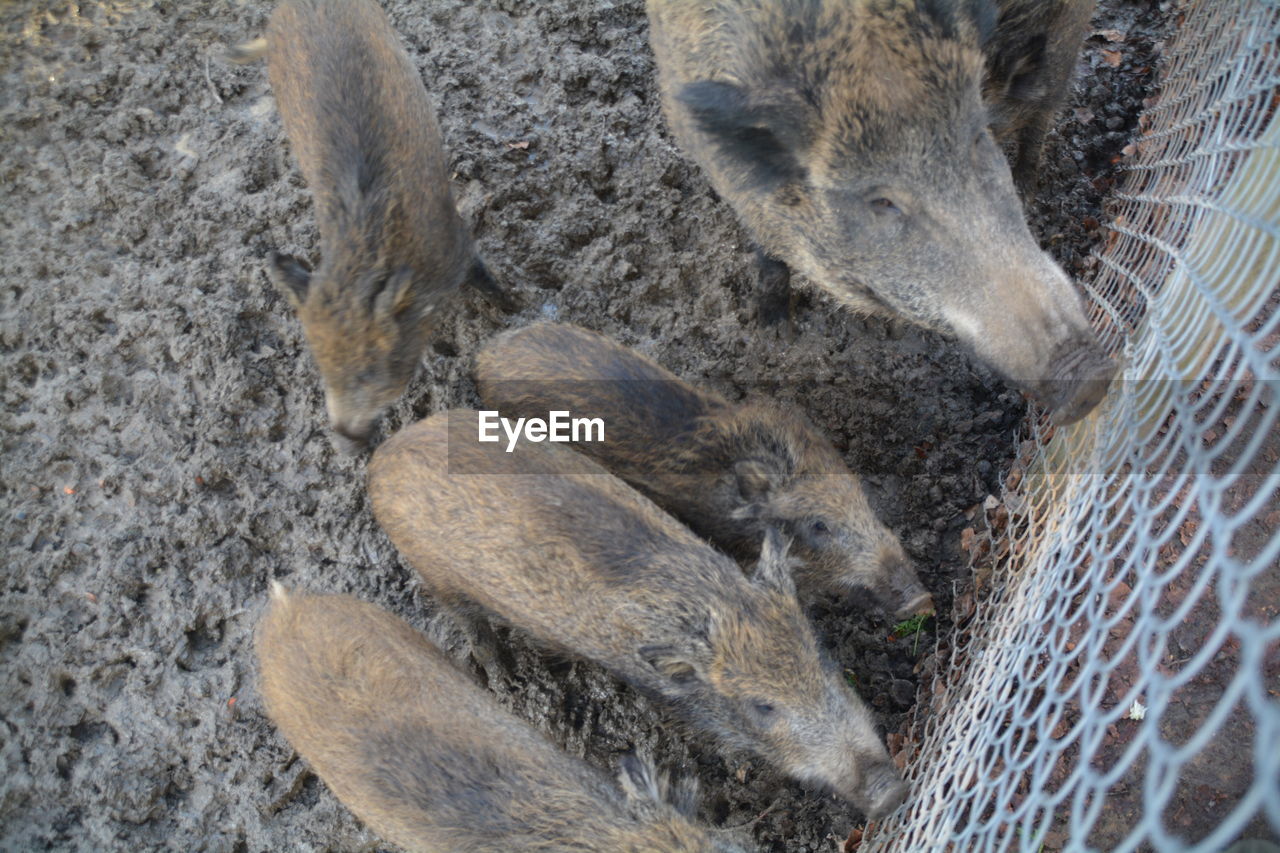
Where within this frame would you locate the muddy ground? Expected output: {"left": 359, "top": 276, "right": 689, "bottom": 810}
{"left": 1, "top": 1, "right": 1170, "bottom": 850}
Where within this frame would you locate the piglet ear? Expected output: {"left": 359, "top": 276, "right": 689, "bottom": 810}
{"left": 752, "top": 526, "right": 796, "bottom": 594}
{"left": 639, "top": 635, "right": 711, "bottom": 688}
{"left": 267, "top": 252, "right": 311, "bottom": 306}
{"left": 734, "top": 459, "right": 777, "bottom": 502}
{"left": 986, "top": 33, "right": 1048, "bottom": 106}
{"left": 372, "top": 266, "right": 418, "bottom": 320}
{"left": 665, "top": 772, "right": 699, "bottom": 818}
{"left": 678, "top": 79, "right": 810, "bottom": 192}
{"left": 617, "top": 754, "right": 663, "bottom": 805}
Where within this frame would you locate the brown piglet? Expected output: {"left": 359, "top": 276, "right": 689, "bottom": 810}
{"left": 235, "top": 0, "right": 510, "bottom": 452}
{"left": 256, "top": 586, "right": 747, "bottom": 852}
{"left": 368, "top": 411, "right": 907, "bottom": 820}
{"left": 475, "top": 322, "right": 932, "bottom": 618}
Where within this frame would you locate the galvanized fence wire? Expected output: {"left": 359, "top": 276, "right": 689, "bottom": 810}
{"left": 865, "top": 2, "right": 1280, "bottom": 851}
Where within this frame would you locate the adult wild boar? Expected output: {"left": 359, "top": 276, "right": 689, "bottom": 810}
{"left": 647, "top": 0, "right": 1114, "bottom": 424}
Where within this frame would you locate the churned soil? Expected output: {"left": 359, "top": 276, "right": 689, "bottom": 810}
{"left": 1, "top": 1, "right": 1167, "bottom": 850}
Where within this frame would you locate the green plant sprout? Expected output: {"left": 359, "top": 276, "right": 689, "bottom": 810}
{"left": 891, "top": 612, "right": 934, "bottom": 656}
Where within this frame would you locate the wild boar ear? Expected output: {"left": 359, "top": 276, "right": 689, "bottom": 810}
{"left": 678, "top": 80, "right": 809, "bottom": 191}
{"left": 665, "top": 772, "right": 700, "bottom": 818}
{"left": 617, "top": 754, "right": 663, "bottom": 804}
{"left": 267, "top": 252, "right": 311, "bottom": 306}
{"left": 372, "top": 266, "right": 418, "bottom": 320}
{"left": 967, "top": 0, "right": 998, "bottom": 46}
{"left": 752, "top": 526, "right": 796, "bottom": 594}
{"left": 639, "top": 641, "right": 710, "bottom": 687}
{"left": 734, "top": 459, "right": 777, "bottom": 502}
{"left": 1003, "top": 35, "right": 1050, "bottom": 100}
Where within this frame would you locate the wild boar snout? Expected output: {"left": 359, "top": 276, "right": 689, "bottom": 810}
{"left": 325, "top": 396, "right": 379, "bottom": 455}
{"left": 810, "top": 734, "right": 906, "bottom": 820}
{"left": 860, "top": 761, "right": 909, "bottom": 820}
{"left": 949, "top": 247, "right": 1114, "bottom": 423}
{"left": 330, "top": 422, "right": 372, "bottom": 455}
{"left": 888, "top": 565, "right": 935, "bottom": 621}
{"left": 842, "top": 543, "right": 932, "bottom": 619}
{"left": 1040, "top": 335, "right": 1117, "bottom": 425}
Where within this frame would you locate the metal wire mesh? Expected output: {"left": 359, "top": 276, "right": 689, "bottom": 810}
{"left": 865, "top": 2, "right": 1280, "bottom": 850}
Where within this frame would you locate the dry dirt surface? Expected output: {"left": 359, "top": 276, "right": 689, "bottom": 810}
{"left": 2, "top": 1, "right": 1163, "bottom": 850}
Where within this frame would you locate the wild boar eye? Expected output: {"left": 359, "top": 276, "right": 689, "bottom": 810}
{"left": 811, "top": 520, "right": 830, "bottom": 536}
{"left": 868, "top": 196, "right": 902, "bottom": 216}
{"left": 752, "top": 702, "right": 776, "bottom": 719}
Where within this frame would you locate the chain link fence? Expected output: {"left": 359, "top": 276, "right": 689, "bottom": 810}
{"left": 866, "top": 2, "right": 1280, "bottom": 850}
